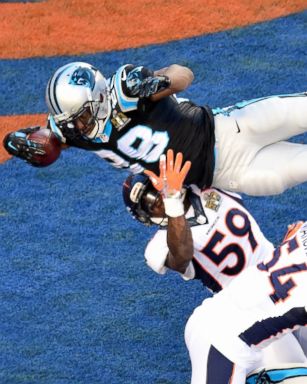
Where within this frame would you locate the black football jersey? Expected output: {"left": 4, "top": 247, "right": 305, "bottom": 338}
{"left": 65, "top": 64, "right": 215, "bottom": 188}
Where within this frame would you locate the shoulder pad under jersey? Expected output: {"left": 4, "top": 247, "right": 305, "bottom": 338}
{"left": 110, "top": 64, "right": 139, "bottom": 113}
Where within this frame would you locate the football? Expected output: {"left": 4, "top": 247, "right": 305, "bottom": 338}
{"left": 27, "top": 128, "right": 62, "bottom": 167}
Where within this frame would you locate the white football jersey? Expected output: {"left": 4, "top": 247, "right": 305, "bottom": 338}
{"left": 145, "top": 186, "right": 274, "bottom": 293}
{"left": 185, "top": 221, "right": 307, "bottom": 370}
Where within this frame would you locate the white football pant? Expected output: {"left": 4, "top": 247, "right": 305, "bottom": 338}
{"left": 212, "top": 93, "right": 307, "bottom": 195}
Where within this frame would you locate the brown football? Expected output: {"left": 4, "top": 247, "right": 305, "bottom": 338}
{"left": 27, "top": 128, "right": 62, "bottom": 167}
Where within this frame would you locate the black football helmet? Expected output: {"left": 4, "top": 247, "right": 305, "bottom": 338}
{"left": 122, "top": 173, "right": 166, "bottom": 226}
{"left": 123, "top": 173, "right": 210, "bottom": 227}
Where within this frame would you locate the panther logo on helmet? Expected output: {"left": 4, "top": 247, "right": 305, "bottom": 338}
{"left": 69, "top": 67, "right": 96, "bottom": 90}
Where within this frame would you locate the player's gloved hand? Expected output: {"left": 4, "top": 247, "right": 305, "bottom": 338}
{"left": 3, "top": 126, "right": 46, "bottom": 165}
{"left": 145, "top": 149, "right": 191, "bottom": 217}
{"left": 137, "top": 75, "right": 170, "bottom": 98}
{"left": 145, "top": 149, "right": 191, "bottom": 196}
{"left": 126, "top": 67, "right": 170, "bottom": 98}
{"left": 127, "top": 74, "right": 170, "bottom": 98}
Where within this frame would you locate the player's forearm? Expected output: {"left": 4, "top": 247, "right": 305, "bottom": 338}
{"left": 151, "top": 64, "right": 194, "bottom": 101}
{"left": 166, "top": 215, "right": 194, "bottom": 274}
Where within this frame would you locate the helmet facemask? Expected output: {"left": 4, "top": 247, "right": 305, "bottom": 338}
{"left": 68, "top": 93, "right": 111, "bottom": 140}
{"left": 140, "top": 189, "right": 168, "bottom": 226}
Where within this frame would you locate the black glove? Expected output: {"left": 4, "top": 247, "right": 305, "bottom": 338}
{"left": 127, "top": 68, "right": 170, "bottom": 98}
{"left": 3, "top": 126, "right": 46, "bottom": 165}
{"left": 137, "top": 75, "right": 171, "bottom": 98}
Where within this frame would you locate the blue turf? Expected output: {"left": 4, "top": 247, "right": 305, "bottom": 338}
{"left": 0, "top": 10, "right": 306, "bottom": 384}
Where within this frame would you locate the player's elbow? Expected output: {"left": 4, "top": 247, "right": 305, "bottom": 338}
{"left": 165, "top": 64, "right": 194, "bottom": 92}
{"left": 183, "top": 66, "right": 194, "bottom": 84}
{"left": 171, "top": 64, "right": 194, "bottom": 79}
{"left": 172, "top": 64, "right": 194, "bottom": 88}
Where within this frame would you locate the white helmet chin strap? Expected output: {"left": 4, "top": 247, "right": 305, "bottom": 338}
{"left": 150, "top": 217, "right": 168, "bottom": 226}
{"left": 85, "top": 121, "right": 100, "bottom": 139}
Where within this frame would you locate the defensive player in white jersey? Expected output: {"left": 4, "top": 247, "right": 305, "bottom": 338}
{"left": 185, "top": 221, "right": 307, "bottom": 384}
{"left": 123, "top": 149, "right": 307, "bottom": 370}
{"left": 123, "top": 153, "right": 274, "bottom": 293}
{"left": 4, "top": 62, "right": 307, "bottom": 196}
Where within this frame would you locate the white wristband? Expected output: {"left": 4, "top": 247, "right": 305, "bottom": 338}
{"left": 163, "top": 195, "right": 185, "bottom": 218}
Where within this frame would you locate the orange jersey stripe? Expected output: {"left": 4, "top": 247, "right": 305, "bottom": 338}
{"left": 282, "top": 221, "right": 305, "bottom": 242}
